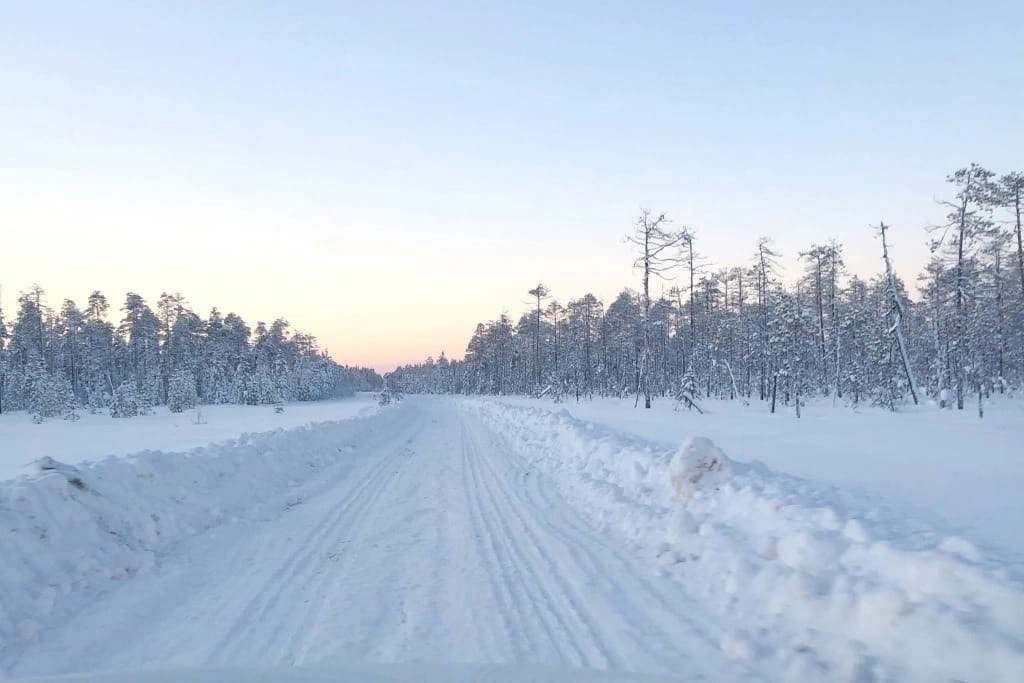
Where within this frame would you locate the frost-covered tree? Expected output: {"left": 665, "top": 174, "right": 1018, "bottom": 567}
{"left": 110, "top": 380, "right": 146, "bottom": 418}
{"left": 0, "top": 290, "right": 8, "bottom": 414}
{"left": 626, "top": 210, "right": 689, "bottom": 408}
{"left": 167, "top": 368, "right": 198, "bottom": 413}
{"left": 389, "top": 164, "right": 1024, "bottom": 419}
{"left": 0, "top": 286, "right": 378, "bottom": 417}
{"left": 928, "top": 164, "right": 998, "bottom": 409}
{"left": 24, "top": 358, "right": 75, "bottom": 422}
{"left": 119, "top": 293, "right": 162, "bottom": 408}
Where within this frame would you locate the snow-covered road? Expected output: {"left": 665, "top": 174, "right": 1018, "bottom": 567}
{"left": 5, "top": 397, "right": 1023, "bottom": 682}
{"left": 6, "top": 399, "right": 743, "bottom": 681}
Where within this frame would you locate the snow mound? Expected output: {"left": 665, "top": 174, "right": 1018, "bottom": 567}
{"left": 0, "top": 417, "right": 379, "bottom": 667}
{"left": 668, "top": 437, "right": 731, "bottom": 501}
{"left": 468, "top": 399, "right": 1024, "bottom": 683}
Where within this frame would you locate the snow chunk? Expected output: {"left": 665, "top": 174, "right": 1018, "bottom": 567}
{"left": 668, "top": 437, "right": 732, "bottom": 501}
{"left": 666, "top": 508, "right": 699, "bottom": 544}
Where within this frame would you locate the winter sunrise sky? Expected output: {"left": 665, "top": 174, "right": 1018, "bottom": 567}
{"left": 1, "top": 1, "right": 1022, "bottom": 371}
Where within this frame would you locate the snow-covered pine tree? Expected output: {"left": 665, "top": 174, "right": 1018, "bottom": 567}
{"left": 928, "top": 165, "right": 998, "bottom": 410}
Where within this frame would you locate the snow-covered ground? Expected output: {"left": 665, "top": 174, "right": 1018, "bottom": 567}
{"left": 1, "top": 396, "right": 1022, "bottom": 681}
{"left": 0, "top": 396, "right": 379, "bottom": 481}
{"left": 491, "top": 395, "right": 1024, "bottom": 559}
{"left": 11, "top": 663, "right": 687, "bottom": 682}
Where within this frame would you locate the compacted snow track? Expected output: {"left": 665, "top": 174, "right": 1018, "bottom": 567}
{"left": 5, "top": 399, "right": 749, "bottom": 681}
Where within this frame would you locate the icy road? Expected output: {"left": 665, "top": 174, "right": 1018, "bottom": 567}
{"left": 4, "top": 397, "right": 1023, "bottom": 681}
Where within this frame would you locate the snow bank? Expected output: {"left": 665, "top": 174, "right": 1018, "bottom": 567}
{"left": 0, "top": 417, "right": 378, "bottom": 667}
{"left": 489, "top": 395, "right": 1024, "bottom": 557}
{"left": 468, "top": 401, "right": 1024, "bottom": 682}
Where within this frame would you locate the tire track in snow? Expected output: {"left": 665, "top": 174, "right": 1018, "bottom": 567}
{"left": 460, "top": 407, "right": 740, "bottom": 679}
{"left": 289, "top": 425, "right": 424, "bottom": 663}
{"left": 460, "top": 415, "right": 613, "bottom": 669}
{"left": 459, "top": 418, "right": 552, "bottom": 660}
{"left": 213, "top": 413, "right": 426, "bottom": 663}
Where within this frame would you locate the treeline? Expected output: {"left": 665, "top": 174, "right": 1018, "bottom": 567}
{"left": 389, "top": 165, "right": 1024, "bottom": 415}
{"left": 0, "top": 288, "right": 382, "bottom": 421}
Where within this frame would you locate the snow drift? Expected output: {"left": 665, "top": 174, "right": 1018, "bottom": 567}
{"left": 0, "top": 416, "right": 380, "bottom": 669}
{"left": 468, "top": 400, "right": 1024, "bottom": 682}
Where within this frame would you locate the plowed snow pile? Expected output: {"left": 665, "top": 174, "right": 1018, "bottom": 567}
{"left": 0, "top": 421, "right": 373, "bottom": 664}
{"left": 469, "top": 401, "right": 1024, "bottom": 682}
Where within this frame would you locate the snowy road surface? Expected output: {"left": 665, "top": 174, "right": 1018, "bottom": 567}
{"left": 5, "top": 399, "right": 740, "bottom": 680}
{"left": 4, "top": 397, "right": 1023, "bottom": 681}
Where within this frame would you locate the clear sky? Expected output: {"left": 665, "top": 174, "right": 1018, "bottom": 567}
{"left": 2, "top": 1, "right": 1021, "bottom": 371}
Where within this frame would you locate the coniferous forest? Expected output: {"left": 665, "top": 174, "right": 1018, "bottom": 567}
{"left": 389, "top": 165, "right": 1024, "bottom": 416}
{"left": 0, "top": 289, "right": 381, "bottom": 421}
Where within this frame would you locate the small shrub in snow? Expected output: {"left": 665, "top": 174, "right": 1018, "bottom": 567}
{"left": 668, "top": 437, "right": 732, "bottom": 501}
{"left": 674, "top": 370, "right": 703, "bottom": 413}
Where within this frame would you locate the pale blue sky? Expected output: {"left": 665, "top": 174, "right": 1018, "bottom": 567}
{"left": 1, "top": 1, "right": 1021, "bottom": 369}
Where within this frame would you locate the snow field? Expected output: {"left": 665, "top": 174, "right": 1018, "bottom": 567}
{"left": 0, "top": 396, "right": 379, "bottom": 481}
{"left": 469, "top": 400, "right": 1024, "bottom": 682}
{"left": 0, "top": 410, "right": 379, "bottom": 667}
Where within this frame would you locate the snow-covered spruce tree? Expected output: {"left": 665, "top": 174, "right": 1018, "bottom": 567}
{"left": 25, "top": 358, "right": 76, "bottom": 422}
{"left": 0, "top": 285, "right": 380, "bottom": 415}
{"left": 167, "top": 368, "right": 198, "bottom": 413}
{"left": 674, "top": 367, "right": 700, "bottom": 411}
{"left": 110, "top": 380, "right": 145, "bottom": 418}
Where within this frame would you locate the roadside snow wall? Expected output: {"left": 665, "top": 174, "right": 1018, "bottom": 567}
{"left": 0, "top": 419, "right": 375, "bottom": 668}
{"left": 468, "top": 400, "right": 1024, "bottom": 683}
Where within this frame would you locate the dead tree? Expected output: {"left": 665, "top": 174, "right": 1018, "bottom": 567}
{"left": 877, "top": 222, "right": 919, "bottom": 405}
{"left": 626, "top": 210, "right": 689, "bottom": 408}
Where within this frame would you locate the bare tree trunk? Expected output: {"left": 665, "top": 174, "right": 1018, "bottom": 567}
{"left": 995, "top": 248, "right": 1005, "bottom": 389}
{"left": 815, "top": 253, "right": 827, "bottom": 393}
{"left": 642, "top": 228, "right": 652, "bottom": 408}
{"left": 1014, "top": 185, "right": 1024, "bottom": 300}
{"left": 879, "top": 223, "right": 919, "bottom": 405}
{"left": 955, "top": 191, "right": 969, "bottom": 410}
{"left": 829, "top": 245, "right": 842, "bottom": 399}
{"left": 688, "top": 236, "right": 696, "bottom": 360}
